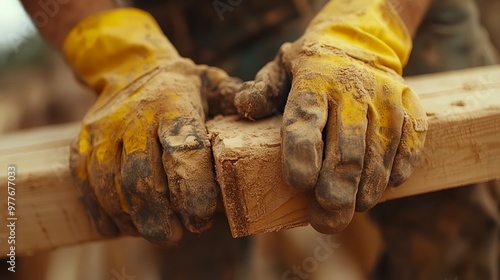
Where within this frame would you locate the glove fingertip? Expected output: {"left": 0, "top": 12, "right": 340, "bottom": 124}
{"left": 282, "top": 149, "right": 321, "bottom": 191}
{"left": 388, "top": 161, "right": 413, "bottom": 187}
{"left": 355, "top": 193, "right": 382, "bottom": 212}
{"left": 308, "top": 199, "right": 352, "bottom": 235}
{"left": 235, "top": 81, "right": 276, "bottom": 120}
{"left": 389, "top": 111, "right": 427, "bottom": 188}
{"left": 315, "top": 171, "right": 358, "bottom": 212}
{"left": 183, "top": 215, "right": 214, "bottom": 234}
{"left": 159, "top": 117, "right": 218, "bottom": 236}
{"left": 282, "top": 126, "right": 324, "bottom": 191}
{"left": 200, "top": 66, "right": 243, "bottom": 116}
{"left": 235, "top": 52, "right": 290, "bottom": 120}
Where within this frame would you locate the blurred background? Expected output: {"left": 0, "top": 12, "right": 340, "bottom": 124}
{"left": 1, "top": 0, "right": 499, "bottom": 134}
{"left": 0, "top": 0, "right": 94, "bottom": 134}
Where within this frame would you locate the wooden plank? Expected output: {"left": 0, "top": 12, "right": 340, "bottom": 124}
{"left": 1, "top": 66, "right": 499, "bottom": 254}
{"left": 210, "top": 65, "right": 500, "bottom": 237}
{"left": 0, "top": 123, "right": 103, "bottom": 255}
{"left": 0, "top": 122, "right": 80, "bottom": 154}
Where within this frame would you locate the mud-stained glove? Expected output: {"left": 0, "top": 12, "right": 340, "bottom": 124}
{"left": 235, "top": 0, "right": 428, "bottom": 233}
{"left": 65, "top": 8, "right": 241, "bottom": 245}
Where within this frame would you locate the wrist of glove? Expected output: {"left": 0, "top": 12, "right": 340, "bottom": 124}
{"left": 235, "top": 0, "right": 428, "bottom": 234}
{"left": 65, "top": 8, "right": 241, "bottom": 245}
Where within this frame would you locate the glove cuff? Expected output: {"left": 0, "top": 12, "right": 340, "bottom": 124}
{"left": 306, "top": 0, "right": 412, "bottom": 74}
{"left": 63, "top": 8, "right": 178, "bottom": 96}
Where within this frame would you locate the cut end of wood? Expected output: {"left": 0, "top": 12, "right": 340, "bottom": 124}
{"left": 208, "top": 116, "right": 310, "bottom": 237}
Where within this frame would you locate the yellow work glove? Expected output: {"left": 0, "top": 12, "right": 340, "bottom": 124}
{"left": 66, "top": 8, "right": 241, "bottom": 245}
{"left": 235, "top": 0, "right": 428, "bottom": 233}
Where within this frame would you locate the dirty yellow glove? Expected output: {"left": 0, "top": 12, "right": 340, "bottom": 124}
{"left": 235, "top": 0, "right": 428, "bottom": 233}
{"left": 66, "top": 8, "right": 241, "bottom": 245}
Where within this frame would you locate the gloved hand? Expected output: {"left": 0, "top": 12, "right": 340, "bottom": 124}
{"left": 235, "top": 0, "right": 428, "bottom": 233}
{"left": 66, "top": 8, "right": 241, "bottom": 245}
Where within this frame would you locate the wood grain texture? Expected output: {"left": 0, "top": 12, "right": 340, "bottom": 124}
{"left": 210, "top": 65, "right": 500, "bottom": 237}
{"left": 1, "top": 66, "right": 499, "bottom": 253}
{"left": 0, "top": 123, "right": 103, "bottom": 255}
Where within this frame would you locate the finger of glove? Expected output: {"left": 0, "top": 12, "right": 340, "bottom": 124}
{"left": 389, "top": 88, "right": 428, "bottom": 187}
{"left": 88, "top": 139, "right": 139, "bottom": 236}
{"left": 121, "top": 123, "right": 183, "bottom": 246}
{"left": 308, "top": 197, "right": 354, "bottom": 234}
{"left": 198, "top": 65, "right": 243, "bottom": 116}
{"left": 235, "top": 43, "right": 292, "bottom": 120}
{"left": 282, "top": 72, "right": 328, "bottom": 191}
{"left": 355, "top": 86, "right": 404, "bottom": 212}
{"left": 160, "top": 113, "right": 218, "bottom": 234}
{"left": 312, "top": 96, "right": 367, "bottom": 233}
{"left": 69, "top": 129, "right": 119, "bottom": 237}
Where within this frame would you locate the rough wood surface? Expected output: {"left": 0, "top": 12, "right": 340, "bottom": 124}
{"left": 210, "top": 65, "right": 500, "bottom": 237}
{"left": 0, "top": 124, "right": 103, "bottom": 256}
{"left": 1, "top": 66, "right": 499, "bottom": 254}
